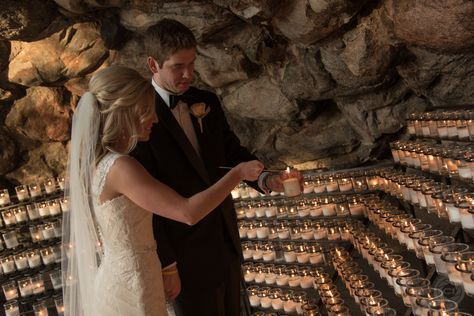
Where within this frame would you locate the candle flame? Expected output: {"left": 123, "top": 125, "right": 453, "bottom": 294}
{"left": 286, "top": 167, "right": 290, "bottom": 173}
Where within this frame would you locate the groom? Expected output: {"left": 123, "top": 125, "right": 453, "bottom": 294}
{"left": 133, "top": 19, "right": 292, "bottom": 316}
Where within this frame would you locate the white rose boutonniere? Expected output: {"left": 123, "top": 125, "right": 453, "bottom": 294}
{"left": 189, "top": 102, "right": 210, "bottom": 133}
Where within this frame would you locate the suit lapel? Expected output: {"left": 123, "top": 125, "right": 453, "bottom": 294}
{"left": 155, "top": 96, "right": 210, "bottom": 185}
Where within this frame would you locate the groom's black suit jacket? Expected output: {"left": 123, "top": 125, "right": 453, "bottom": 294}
{"left": 133, "top": 87, "right": 258, "bottom": 289}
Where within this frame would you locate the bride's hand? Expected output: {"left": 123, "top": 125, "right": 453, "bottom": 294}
{"left": 236, "top": 160, "right": 264, "bottom": 181}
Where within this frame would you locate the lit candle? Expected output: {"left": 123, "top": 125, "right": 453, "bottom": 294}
{"left": 2, "top": 282, "right": 19, "bottom": 300}
{"left": 0, "top": 189, "right": 11, "bottom": 206}
{"left": 4, "top": 301, "right": 20, "bottom": 316}
{"left": 27, "top": 250, "right": 42, "bottom": 268}
{"left": 37, "top": 202, "right": 50, "bottom": 217}
{"left": 13, "top": 207, "right": 28, "bottom": 223}
{"left": 60, "top": 198, "right": 70, "bottom": 212}
{"left": 32, "top": 301, "right": 48, "bottom": 316}
{"left": 313, "top": 179, "right": 326, "bottom": 193}
{"left": 303, "top": 181, "right": 314, "bottom": 194}
{"left": 31, "top": 276, "right": 45, "bottom": 295}
{"left": 28, "top": 184, "right": 42, "bottom": 198}
{"left": 15, "top": 185, "right": 29, "bottom": 202}
{"left": 2, "top": 210, "right": 16, "bottom": 226}
{"left": 49, "top": 201, "right": 61, "bottom": 216}
{"left": 57, "top": 176, "right": 66, "bottom": 190}
{"left": 13, "top": 253, "right": 28, "bottom": 271}
{"left": 41, "top": 223, "right": 55, "bottom": 240}
{"left": 44, "top": 178, "right": 57, "bottom": 194}
{"left": 282, "top": 167, "right": 301, "bottom": 197}
{"left": 40, "top": 248, "right": 55, "bottom": 265}
{"left": 18, "top": 278, "right": 33, "bottom": 297}
{"left": 0, "top": 256, "right": 15, "bottom": 274}
{"left": 55, "top": 297, "right": 64, "bottom": 316}
{"left": 339, "top": 178, "right": 353, "bottom": 192}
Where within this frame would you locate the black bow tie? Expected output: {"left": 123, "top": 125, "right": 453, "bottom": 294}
{"left": 171, "top": 94, "right": 185, "bottom": 109}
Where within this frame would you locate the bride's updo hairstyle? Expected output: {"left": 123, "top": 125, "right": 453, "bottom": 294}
{"left": 88, "top": 65, "right": 155, "bottom": 161}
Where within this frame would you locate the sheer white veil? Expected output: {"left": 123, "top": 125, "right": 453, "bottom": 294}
{"left": 62, "top": 92, "right": 103, "bottom": 316}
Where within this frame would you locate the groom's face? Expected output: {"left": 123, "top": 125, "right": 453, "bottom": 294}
{"left": 152, "top": 47, "right": 196, "bottom": 94}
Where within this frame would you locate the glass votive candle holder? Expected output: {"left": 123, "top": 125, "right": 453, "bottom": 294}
{"left": 2, "top": 281, "right": 19, "bottom": 301}
{"left": 427, "top": 298, "right": 458, "bottom": 316}
{"left": 52, "top": 219, "right": 62, "bottom": 238}
{"left": 242, "top": 263, "right": 255, "bottom": 282}
{"left": 15, "top": 185, "right": 29, "bottom": 202}
{"left": 26, "top": 204, "right": 40, "bottom": 221}
{"left": 31, "top": 275, "right": 45, "bottom": 295}
{"left": 3, "top": 230, "right": 19, "bottom": 249}
{"left": 36, "top": 202, "right": 50, "bottom": 218}
{"left": 354, "top": 289, "right": 381, "bottom": 305}
{"left": 32, "top": 300, "right": 49, "bottom": 316}
{"left": 302, "top": 302, "right": 320, "bottom": 316}
{"left": 49, "top": 269, "right": 62, "bottom": 290}
{"left": 13, "top": 252, "right": 28, "bottom": 271}
{"left": 283, "top": 243, "right": 297, "bottom": 263}
{"left": 427, "top": 236, "right": 455, "bottom": 266}
{"left": 416, "top": 230, "right": 443, "bottom": 259}
{"left": 433, "top": 243, "right": 469, "bottom": 275}
{"left": 292, "top": 290, "right": 308, "bottom": 314}
{"left": 44, "top": 178, "right": 57, "bottom": 194}
{"left": 57, "top": 176, "right": 65, "bottom": 191}
{"left": 17, "top": 277, "right": 33, "bottom": 297}
{"left": 325, "top": 297, "right": 344, "bottom": 312}
{"left": 28, "top": 183, "right": 42, "bottom": 199}
{"left": 41, "top": 223, "right": 55, "bottom": 240}
{"left": 413, "top": 287, "right": 444, "bottom": 316}
{"left": 0, "top": 189, "right": 11, "bottom": 206}
{"left": 366, "top": 306, "right": 397, "bottom": 316}
{"left": 328, "top": 304, "right": 351, "bottom": 316}
{"left": 338, "top": 178, "right": 353, "bottom": 192}
{"left": 277, "top": 226, "right": 290, "bottom": 240}
{"left": 55, "top": 296, "right": 64, "bottom": 316}
{"left": 2, "top": 210, "right": 16, "bottom": 226}
{"left": 0, "top": 255, "right": 16, "bottom": 274}
{"left": 29, "top": 225, "right": 43, "bottom": 243}
{"left": 48, "top": 201, "right": 61, "bottom": 216}
{"left": 360, "top": 297, "right": 388, "bottom": 315}
{"left": 257, "top": 286, "right": 271, "bottom": 309}
{"left": 13, "top": 207, "right": 28, "bottom": 223}
{"left": 267, "top": 288, "right": 283, "bottom": 310}
{"left": 4, "top": 300, "right": 20, "bottom": 316}
{"left": 27, "top": 249, "right": 42, "bottom": 269}
{"left": 314, "top": 273, "right": 332, "bottom": 290}
{"left": 403, "top": 277, "right": 431, "bottom": 307}
{"left": 393, "top": 268, "right": 420, "bottom": 295}
{"left": 60, "top": 198, "right": 70, "bottom": 212}
{"left": 320, "top": 289, "right": 341, "bottom": 305}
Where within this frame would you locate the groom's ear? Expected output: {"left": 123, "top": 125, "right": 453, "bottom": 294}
{"left": 147, "top": 57, "right": 159, "bottom": 73}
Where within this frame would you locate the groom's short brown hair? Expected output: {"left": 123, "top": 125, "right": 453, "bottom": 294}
{"left": 144, "top": 19, "right": 197, "bottom": 67}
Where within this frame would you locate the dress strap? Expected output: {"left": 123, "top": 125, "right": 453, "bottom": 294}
{"left": 93, "top": 152, "right": 124, "bottom": 201}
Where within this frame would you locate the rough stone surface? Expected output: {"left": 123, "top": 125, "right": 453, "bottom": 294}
{"left": 0, "top": 0, "right": 473, "bottom": 186}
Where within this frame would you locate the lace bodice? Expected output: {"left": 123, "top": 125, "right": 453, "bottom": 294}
{"left": 89, "top": 153, "right": 166, "bottom": 316}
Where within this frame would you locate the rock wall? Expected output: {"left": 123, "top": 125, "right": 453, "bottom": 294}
{"left": 0, "top": 0, "right": 473, "bottom": 186}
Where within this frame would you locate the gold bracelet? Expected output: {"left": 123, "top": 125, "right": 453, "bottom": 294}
{"left": 162, "top": 268, "right": 178, "bottom": 276}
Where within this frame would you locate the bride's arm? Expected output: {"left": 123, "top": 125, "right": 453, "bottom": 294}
{"left": 105, "top": 156, "right": 263, "bottom": 225}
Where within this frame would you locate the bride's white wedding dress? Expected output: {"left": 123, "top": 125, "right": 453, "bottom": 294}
{"left": 90, "top": 153, "right": 167, "bottom": 315}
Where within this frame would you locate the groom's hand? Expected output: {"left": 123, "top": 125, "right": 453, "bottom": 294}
{"left": 162, "top": 267, "right": 181, "bottom": 300}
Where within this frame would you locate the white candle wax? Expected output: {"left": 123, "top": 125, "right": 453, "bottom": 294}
{"left": 14, "top": 209, "right": 28, "bottom": 223}
{"left": 276, "top": 275, "right": 289, "bottom": 286}
{"left": 38, "top": 204, "right": 50, "bottom": 217}
{"left": 310, "top": 206, "right": 323, "bottom": 217}
{"left": 349, "top": 204, "right": 365, "bottom": 216}
{"left": 49, "top": 202, "right": 61, "bottom": 216}
{"left": 310, "top": 253, "right": 323, "bottom": 264}
{"left": 16, "top": 188, "right": 29, "bottom": 201}
{"left": 283, "top": 178, "right": 301, "bottom": 197}
{"left": 301, "top": 230, "right": 313, "bottom": 240}
{"left": 246, "top": 228, "right": 256, "bottom": 239}
{"left": 284, "top": 251, "right": 296, "bottom": 263}
{"left": 278, "top": 229, "right": 289, "bottom": 239}
{"left": 27, "top": 253, "right": 42, "bottom": 268}
{"left": 14, "top": 255, "right": 28, "bottom": 270}
{"left": 298, "top": 207, "right": 310, "bottom": 218}
{"left": 262, "top": 251, "right": 275, "bottom": 262}
{"left": 29, "top": 185, "right": 42, "bottom": 198}
{"left": 339, "top": 181, "right": 353, "bottom": 192}
{"left": 44, "top": 180, "right": 56, "bottom": 194}
{"left": 60, "top": 199, "right": 70, "bottom": 212}
{"left": 446, "top": 205, "right": 461, "bottom": 223}
{"left": 296, "top": 252, "right": 309, "bottom": 264}
{"left": 255, "top": 207, "right": 265, "bottom": 218}
{"left": 265, "top": 273, "right": 276, "bottom": 285}
{"left": 1, "top": 258, "right": 15, "bottom": 274}
{"left": 252, "top": 250, "right": 263, "bottom": 261}
{"left": 5, "top": 306, "right": 20, "bottom": 316}
{"left": 2, "top": 212, "right": 16, "bottom": 226}
{"left": 238, "top": 227, "right": 248, "bottom": 238}
{"left": 461, "top": 211, "right": 474, "bottom": 229}
{"left": 260, "top": 297, "right": 271, "bottom": 308}
{"left": 0, "top": 191, "right": 10, "bottom": 205}
{"left": 313, "top": 183, "right": 325, "bottom": 193}
{"left": 265, "top": 206, "right": 277, "bottom": 217}
{"left": 32, "top": 280, "right": 45, "bottom": 295}
{"left": 230, "top": 189, "right": 240, "bottom": 199}
{"left": 254, "top": 272, "right": 265, "bottom": 284}
{"left": 18, "top": 280, "right": 32, "bottom": 297}
{"left": 249, "top": 295, "right": 260, "bottom": 307}
{"left": 41, "top": 225, "right": 55, "bottom": 240}
{"left": 248, "top": 189, "right": 259, "bottom": 198}
{"left": 271, "top": 298, "right": 283, "bottom": 310}
{"left": 288, "top": 275, "right": 300, "bottom": 287}
{"left": 463, "top": 276, "right": 474, "bottom": 296}
{"left": 326, "top": 182, "right": 338, "bottom": 192}
{"left": 41, "top": 250, "right": 55, "bottom": 265}
{"left": 283, "top": 300, "right": 297, "bottom": 313}
{"left": 243, "top": 271, "right": 255, "bottom": 282}
{"left": 34, "top": 306, "right": 48, "bottom": 316}
{"left": 256, "top": 227, "right": 269, "bottom": 239}
{"left": 4, "top": 234, "right": 19, "bottom": 249}
{"left": 300, "top": 276, "right": 314, "bottom": 289}
{"left": 322, "top": 204, "right": 336, "bottom": 216}
{"left": 303, "top": 182, "right": 314, "bottom": 194}
{"left": 313, "top": 229, "right": 327, "bottom": 240}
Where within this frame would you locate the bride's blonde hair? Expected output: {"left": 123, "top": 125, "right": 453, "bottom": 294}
{"left": 88, "top": 65, "right": 155, "bottom": 162}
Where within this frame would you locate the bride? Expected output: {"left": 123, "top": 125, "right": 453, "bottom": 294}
{"left": 62, "top": 65, "right": 263, "bottom": 316}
